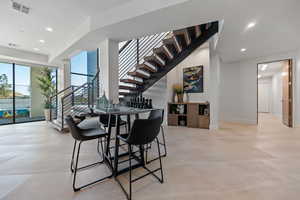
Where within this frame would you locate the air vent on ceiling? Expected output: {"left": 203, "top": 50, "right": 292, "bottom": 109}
{"left": 11, "top": 1, "right": 30, "bottom": 14}
{"left": 8, "top": 43, "right": 18, "bottom": 48}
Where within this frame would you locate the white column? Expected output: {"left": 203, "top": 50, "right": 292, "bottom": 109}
{"left": 59, "top": 59, "right": 71, "bottom": 91}
{"left": 99, "top": 39, "right": 119, "bottom": 103}
{"left": 209, "top": 36, "right": 221, "bottom": 130}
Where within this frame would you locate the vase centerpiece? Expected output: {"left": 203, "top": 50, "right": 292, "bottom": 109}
{"left": 173, "top": 84, "right": 184, "bottom": 103}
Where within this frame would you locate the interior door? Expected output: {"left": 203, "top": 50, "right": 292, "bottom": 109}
{"left": 282, "top": 59, "right": 293, "bottom": 127}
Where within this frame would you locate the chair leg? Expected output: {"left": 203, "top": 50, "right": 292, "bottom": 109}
{"left": 114, "top": 143, "right": 132, "bottom": 200}
{"left": 73, "top": 141, "right": 82, "bottom": 191}
{"left": 160, "top": 126, "right": 167, "bottom": 157}
{"left": 156, "top": 137, "right": 164, "bottom": 183}
{"left": 70, "top": 140, "right": 77, "bottom": 173}
{"left": 145, "top": 126, "right": 167, "bottom": 164}
{"left": 129, "top": 144, "right": 132, "bottom": 200}
{"left": 145, "top": 143, "right": 152, "bottom": 163}
{"left": 72, "top": 140, "right": 112, "bottom": 192}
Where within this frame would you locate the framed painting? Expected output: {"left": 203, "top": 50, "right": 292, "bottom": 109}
{"left": 183, "top": 66, "right": 204, "bottom": 93}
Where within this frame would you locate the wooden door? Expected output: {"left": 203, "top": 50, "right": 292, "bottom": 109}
{"left": 282, "top": 59, "right": 293, "bottom": 127}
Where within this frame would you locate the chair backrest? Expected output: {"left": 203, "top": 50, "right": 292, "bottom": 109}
{"left": 65, "top": 115, "right": 83, "bottom": 141}
{"left": 99, "top": 114, "right": 116, "bottom": 125}
{"left": 126, "top": 117, "right": 162, "bottom": 145}
{"left": 148, "top": 109, "right": 164, "bottom": 123}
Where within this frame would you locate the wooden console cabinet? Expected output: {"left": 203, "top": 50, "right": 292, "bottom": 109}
{"left": 168, "top": 102, "right": 210, "bottom": 129}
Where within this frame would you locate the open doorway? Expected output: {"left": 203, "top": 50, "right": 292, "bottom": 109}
{"left": 257, "top": 59, "right": 293, "bottom": 128}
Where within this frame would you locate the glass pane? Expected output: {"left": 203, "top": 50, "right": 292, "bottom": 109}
{"left": 0, "top": 63, "right": 13, "bottom": 125}
{"left": 15, "top": 65, "right": 45, "bottom": 123}
{"left": 71, "top": 51, "right": 87, "bottom": 75}
{"left": 87, "top": 50, "right": 97, "bottom": 76}
{"left": 71, "top": 74, "right": 87, "bottom": 86}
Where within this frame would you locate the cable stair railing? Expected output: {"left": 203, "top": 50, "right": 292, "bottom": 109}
{"left": 49, "top": 71, "right": 99, "bottom": 131}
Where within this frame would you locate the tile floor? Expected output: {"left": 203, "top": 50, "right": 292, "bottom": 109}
{"left": 0, "top": 113, "right": 300, "bottom": 200}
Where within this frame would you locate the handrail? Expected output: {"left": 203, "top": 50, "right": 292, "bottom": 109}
{"left": 50, "top": 85, "right": 75, "bottom": 99}
{"left": 61, "top": 83, "right": 89, "bottom": 101}
{"left": 61, "top": 70, "right": 99, "bottom": 101}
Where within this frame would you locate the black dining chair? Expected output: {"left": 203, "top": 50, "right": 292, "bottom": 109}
{"left": 66, "top": 115, "right": 112, "bottom": 191}
{"left": 145, "top": 109, "right": 167, "bottom": 163}
{"left": 99, "top": 114, "right": 128, "bottom": 131}
{"left": 115, "top": 117, "right": 164, "bottom": 200}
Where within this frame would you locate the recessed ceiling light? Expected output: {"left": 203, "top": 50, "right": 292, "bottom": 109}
{"left": 258, "top": 74, "right": 262, "bottom": 79}
{"left": 241, "top": 48, "right": 247, "bottom": 52}
{"left": 33, "top": 48, "right": 40, "bottom": 51}
{"left": 45, "top": 27, "right": 53, "bottom": 32}
{"left": 39, "top": 39, "right": 45, "bottom": 43}
{"left": 246, "top": 22, "right": 256, "bottom": 29}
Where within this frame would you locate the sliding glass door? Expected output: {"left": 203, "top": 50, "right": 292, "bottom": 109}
{"left": 0, "top": 63, "right": 13, "bottom": 125}
{"left": 0, "top": 62, "right": 57, "bottom": 125}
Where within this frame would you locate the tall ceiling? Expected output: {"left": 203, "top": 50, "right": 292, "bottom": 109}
{"left": 1, "top": 0, "right": 300, "bottom": 65}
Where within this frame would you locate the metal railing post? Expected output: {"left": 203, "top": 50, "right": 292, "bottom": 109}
{"left": 136, "top": 39, "right": 139, "bottom": 65}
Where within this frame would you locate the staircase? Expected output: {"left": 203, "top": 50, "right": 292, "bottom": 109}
{"left": 119, "top": 21, "right": 218, "bottom": 100}
{"left": 49, "top": 21, "right": 218, "bottom": 131}
{"left": 49, "top": 71, "right": 99, "bottom": 131}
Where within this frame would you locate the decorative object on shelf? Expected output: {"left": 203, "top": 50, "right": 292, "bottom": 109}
{"left": 204, "top": 108, "right": 209, "bottom": 116}
{"left": 177, "top": 104, "right": 185, "bottom": 114}
{"left": 183, "top": 92, "right": 188, "bottom": 102}
{"left": 183, "top": 66, "right": 204, "bottom": 93}
{"left": 174, "top": 94, "right": 178, "bottom": 103}
{"left": 173, "top": 83, "right": 184, "bottom": 103}
{"left": 37, "top": 67, "right": 56, "bottom": 121}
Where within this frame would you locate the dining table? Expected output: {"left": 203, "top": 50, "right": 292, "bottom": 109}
{"left": 93, "top": 105, "right": 158, "bottom": 176}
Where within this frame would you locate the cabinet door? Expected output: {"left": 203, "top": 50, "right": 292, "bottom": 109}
{"left": 187, "top": 104, "right": 198, "bottom": 128}
{"left": 168, "top": 114, "right": 178, "bottom": 126}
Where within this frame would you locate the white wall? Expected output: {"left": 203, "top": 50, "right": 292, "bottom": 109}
{"left": 143, "top": 77, "right": 168, "bottom": 124}
{"left": 271, "top": 72, "right": 282, "bottom": 118}
{"left": 167, "top": 46, "right": 209, "bottom": 102}
{"left": 220, "top": 60, "right": 257, "bottom": 124}
{"left": 220, "top": 50, "right": 300, "bottom": 126}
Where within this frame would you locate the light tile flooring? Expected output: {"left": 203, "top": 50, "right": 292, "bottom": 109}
{"left": 1, "top": 113, "right": 300, "bottom": 200}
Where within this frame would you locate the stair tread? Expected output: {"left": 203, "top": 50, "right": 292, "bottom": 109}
{"left": 163, "top": 36, "right": 182, "bottom": 52}
{"left": 195, "top": 25, "right": 202, "bottom": 38}
{"left": 153, "top": 46, "right": 173, "bottom": 59}
{"left": 128, "top": 71, "right": 150, "bottom": 79}
{"left": 173, "top": 29, "right": 191, "bottom": 45}
{"left": 137, "top": 64, "right": 157, "bottom": 73}
{"left": 119, "top": 85, "right": 137, "bottom": 90}
{"left": 144, "top": 55, "right": 165, "bottom": 66}
{"left": 120, "top": 78, "right": 143, "bottom": 85}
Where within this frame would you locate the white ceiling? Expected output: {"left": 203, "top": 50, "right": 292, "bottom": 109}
{"left": 1, "top": 0, "right": 300, "bottom": 64}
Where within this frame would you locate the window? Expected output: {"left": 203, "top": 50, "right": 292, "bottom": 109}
{"left": 0, "top": 62, "right": 57, "bottom": 125}
{"left": 71, "top": 50, "right": 98, "bottom": 86}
